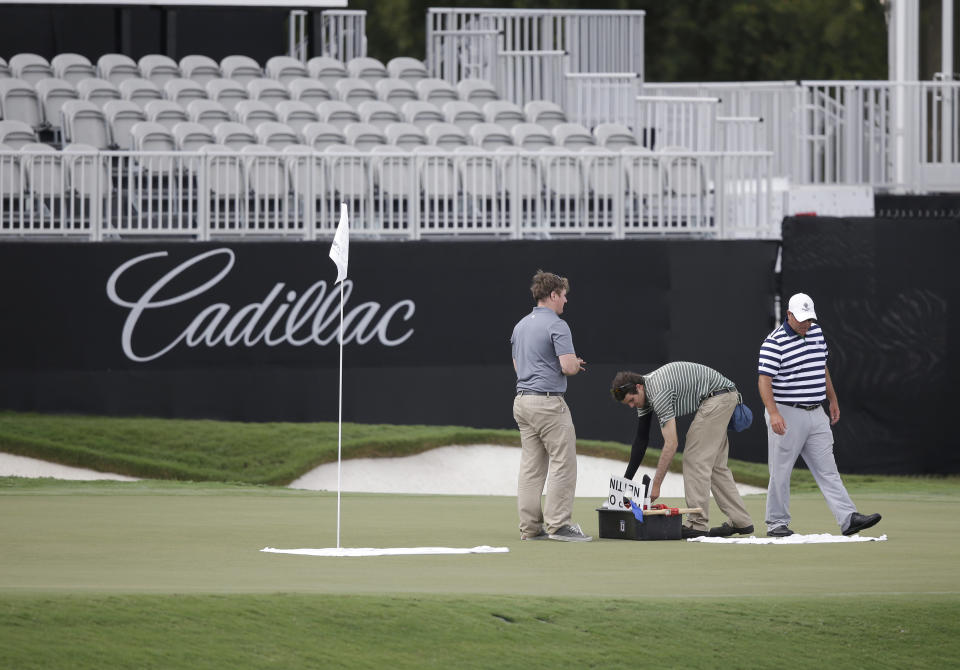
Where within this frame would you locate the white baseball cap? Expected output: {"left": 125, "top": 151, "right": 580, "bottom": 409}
{"left": 787, "top": 293, "right": 817, "bottom": 321}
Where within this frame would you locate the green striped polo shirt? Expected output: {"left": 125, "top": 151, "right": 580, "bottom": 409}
{"left": 636, "top": 361, "right": 736, "bottom": 426}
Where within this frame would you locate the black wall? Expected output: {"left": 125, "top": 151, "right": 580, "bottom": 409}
{"left": 780, "top": 217, "right": 960, "bottom": 474}
{"left": 0, "top": 239, "right": 778, "bottom": 465}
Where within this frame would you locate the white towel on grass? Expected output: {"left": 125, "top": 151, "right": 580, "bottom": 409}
{"left": 687, "top": 533, "right": 887, "bottom": 544}
{"left": 261, "top": 545, "right": 509, "bottom": 557}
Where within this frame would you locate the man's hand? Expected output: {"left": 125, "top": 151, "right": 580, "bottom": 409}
{"left": 769, "top": 411, "right": 787, "bottom": 435}
{"left": 650, "top": 482, "right": 661, "bottom": 502}
{"left": 828, "top": 400, "right": 840, "bottom": 425}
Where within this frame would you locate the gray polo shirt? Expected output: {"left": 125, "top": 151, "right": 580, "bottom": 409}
{"left": 511, "top": 306, "right": 575, "bottom": 393}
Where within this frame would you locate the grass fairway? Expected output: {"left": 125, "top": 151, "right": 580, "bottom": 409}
{"left": 2, "top": 479, "right": 959, "bottom": 669}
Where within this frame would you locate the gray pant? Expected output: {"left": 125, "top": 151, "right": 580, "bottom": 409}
{"left": 513, "top": 394, "right": 578, "bottom": 535}
{"left": 765, "top": 403, "right": 857, "bottom": 532}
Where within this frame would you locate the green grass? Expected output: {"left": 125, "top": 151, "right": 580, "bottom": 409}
{"left": 1, "top": 410, "right": 957, "bottom": 493}
{"left": 1, "top": 411, "right": 959, "bottom": 668}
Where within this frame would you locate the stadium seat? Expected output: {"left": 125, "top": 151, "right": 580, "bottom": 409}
{"left": 144, "top": 100, "right": 189, "bottom": 132}
{"left": 622, "top": 146, "right": 664, "bottom": 208}
{"left": 469, "top": 123, "right": 513, "bottom": 150}
{"left": 594, "top": 122, "right": 638, "bottom": 150}
{"left": 512, "top": 123, "right": 554, "bottom": 150}
{"left": 62, "top": 142, "right": 109, "bottom": 201}
{"left": 552, "top": 122, "right": 596, "bottom": 150}
{"left": 247, "top": 78, "right": 290, "bottom": 109}
{"left": 265, "top": 55, "right": 308, "bottom": 84}
{"left": 9, "top": 54, "right": 53, "bottom": 86}
{"left": 495, "top": 145, "right": 541, "bottom": 200}
{"left": 316, "top": 101, "right": 360, "bottom": 130}
{"left": 416, "top": 78, "right": 458, "bottom": 105}
{"left": 413, "top": 145, "right": 459, "bottom": 202}
{"left": 306, "top": 57, "right": 347, "bottom": 88}
{"left": 172, "top": 121, "right": 215, "bottom": 151}
{"left": 118, "top": 78, "right": 163, "bottom": 109}
{"left": 255, "top": 121, "right": 300, "bottom": 149}
{"left": 386, "top": 57, "right": 428, "bottom": 83}
{"left": 213, "top": 121, "right": 257, "bottom": 150}
{"left": 301, "top": 122, "right": 345, "bottom": 150}
{"left": 383, "top": 122, "right": 427, "bottom": 150}
{"left": 375, "top": 78, "right": 418, "bottom": 111}
{"left": 241, "top": 144, "right": 289, "bottom": 206}
{"left": 325, "top": 143, "right": 369, "bottom": 202}
{"left": 35, "top": 78, "right": 78, "bottom": 134}
{"left": 205, "top": 79, "right": 249, "bottom": 115}
{"left": 370, "top": 144, "right": 414, "bottom": 204}
{"left": 335, "top": 78, "right": 377, "bottom": 107}
{"left": 61, "top": 100, "right": 109, "bottom": 149}
{"left": 524, "top": 100, "right": 568, "bottom": 130}
{"left": 97, "top": 54, "right": 140, "bottom": 86}
{"left": 129, "top": 121, "right": 177, "bottom": 174}
{"left": 580, "top": 147, "right": 624, "bottom": 199}
{"left": 164, "top": 79, "right": 208, "bottom": 107}
{"left": 103, "top": 100, "right": 146, "bottom": 150}
{"left": 357, "top": 100, "right": 402, "bottom": 130}
{"left": 343, "top": 122, "right": 387, "bottom": 151}
{"left": 0, "top": 120, "right": 38, "bottom": 149}
{"left": 346, "top": 57, "right": 388, "bottom": 84}
{"left": 455, "top": 145, "right": 500, "bottom": 201}
{"left": 186, "top": 99, "right": 231, "bottom": 132}
{"left": 76, "top": 78, "right": 120, "bottom": 109}
{"left": 221, "top": 55, "right": 262, "bottom": 83}
{"left": 275, "top": 101, "right": 319, "bottom": 135}
{"left": 283, "top": 143, "right": 326, "bottom": 209}
{"left": 0, "top": 59, "right": 9, "bottom": 79}
{"left": 0, "top": 79, "right": 44, "bottom": 130}
{"left": 138, "top": 55, "right": 181, "bottom": 86}
{"left": 457, "top": 78, "right": 498, "bottom": 106}
{"left": 424, "top": 122, "right": 468, "bottom": 149}
{"left": 179, "top": 55, "right": 221, "bottom": 85}
{"left": 234, "top": 100, "right": 279, "bottom": 131}
{"left": 198, "top": 145, "right": 245, "bottom": 225}
{"left": 288, "top": 78, "right": 331, "bottom": 106}
{"left": 400, "top": 101, "right": 444, "bottom": 130}
{"left": 442, "top": 101, "right": 485, "bottom": 132}
{"left": 51, "top": 53, "right": 96, "bottom": 85}
{"left": 660, "top": 146, "right": 706, "bottom": 199}
{"left": 483, "top": 100, "right": 525, "bottom": 130}
{"left": 20, "top": 142, "right": 65, "bottom": 201}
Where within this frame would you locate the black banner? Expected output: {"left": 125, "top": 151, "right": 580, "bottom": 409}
{"left": 781, "top": 217, "right": 960, "bottom": 474}
{"left": 0, "top": 240, "right": 778, "bottom": 463}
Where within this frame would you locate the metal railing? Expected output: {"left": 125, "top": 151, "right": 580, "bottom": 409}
{"left": 427, "top": 29, "right": 500, "bottom": 85}
{"left": 497, "top": 50, "right": 567, "bottom": 107}
{"left": 566, "top": 73, "right": 642, "bottom": 130}
{"left": 0, "top": 147, "right": 776, "bottom": 241}
{"left": 316, "top": 10, "right": 367, "bottom": 62}
{"left": 427, "top": 8, "right": 644, "bottom": 81}
{"left": 635, "top": 96, "right": 719, "bottom": 151}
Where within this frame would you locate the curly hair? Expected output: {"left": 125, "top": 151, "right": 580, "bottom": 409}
{"left": 530, "top": 269, "right": 570, "bottom": 302}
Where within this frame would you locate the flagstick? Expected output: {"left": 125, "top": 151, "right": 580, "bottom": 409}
{"left": 336, "top": 278, "right": 344, "bottom": 549}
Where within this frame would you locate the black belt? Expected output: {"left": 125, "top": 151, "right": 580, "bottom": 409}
{"left": 780, "top": 402, "right": 822, "bottom": 411}
{"left": 516, "top": 390, "right": 564, "bottom": 398}
{"left": 705, "top": 387, "right": 736, "bottom": 398}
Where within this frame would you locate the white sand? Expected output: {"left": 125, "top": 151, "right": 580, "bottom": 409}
{"left": 0, "top": 446, "right": 767, "bottom": 497}
{"left": 289, "top": 444, "right": 766, "bottom": 497}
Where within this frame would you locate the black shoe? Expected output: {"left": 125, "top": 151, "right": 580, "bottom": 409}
{"left": 843, "top": 512, "right": 881, "bottom": 536}
{"left": 681, "top": 525, "right": 708, "bottom": 539}
{"left": 767, "top": 525, "right": 794, "bottom": 537}
{"left": 708, "top": 522, "right": 755, "bottom": 537}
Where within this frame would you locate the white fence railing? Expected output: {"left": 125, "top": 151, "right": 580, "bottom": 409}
{"left": 427, "top": 8, "right": 645, "bottom": 82}
{"left": 497, "top": 50, "right": 568, "bottom": 107}
{"left": 566, "top": 73, "right": 642, "bottom": 130}
{"left": 644, "top": 80, "right": 960, "bottom": 192}
{"left": 0, "top": 147, "right": 776, "bottom": 241}
{"left": 316, "top": 10, "right": 367, "bottom": 62}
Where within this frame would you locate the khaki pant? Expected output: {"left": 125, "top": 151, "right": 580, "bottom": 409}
{"left": 513, "top": 394, "right": 577, "bottom": 535}
{"left": 682, "top": 392, "right": 753, "bottom": 531}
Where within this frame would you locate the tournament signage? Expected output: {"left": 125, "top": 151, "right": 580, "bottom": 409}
{"left": 0, "top": 239, "right": 777, "bottom": 458}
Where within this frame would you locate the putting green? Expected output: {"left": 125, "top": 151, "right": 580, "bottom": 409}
{"left": 1, "top": 482, "right": 956, "bottom": 599}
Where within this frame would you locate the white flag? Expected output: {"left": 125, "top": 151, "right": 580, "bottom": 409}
{"left": 329, "top": 203, "right": 349, "bottom": 284}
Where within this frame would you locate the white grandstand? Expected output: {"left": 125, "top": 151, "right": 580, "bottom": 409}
{"left": 0, "top": 5, "right": 956, "bottom": 241}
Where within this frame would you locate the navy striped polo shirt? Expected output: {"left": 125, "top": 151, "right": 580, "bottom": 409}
{"left": 758, "top": 321, "right": 828, "bottom": 403}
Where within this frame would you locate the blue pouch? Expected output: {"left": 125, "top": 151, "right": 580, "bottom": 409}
{"left": 728, "top": 398, "right": 753, "bottom": 432}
